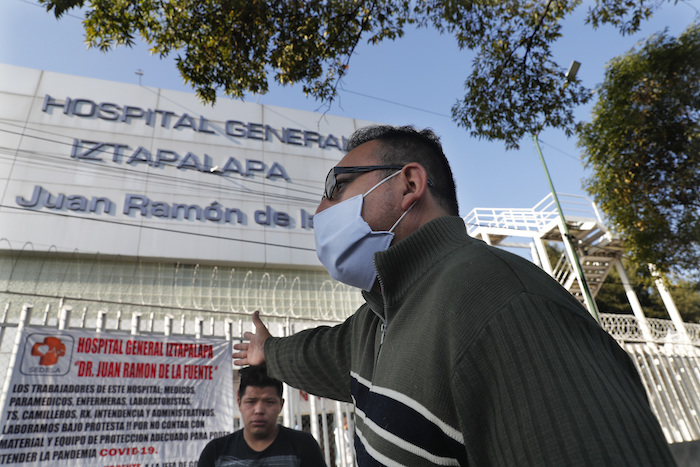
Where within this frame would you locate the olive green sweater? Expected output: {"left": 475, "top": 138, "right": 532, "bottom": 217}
{"left": 266, "top": 216, "right": 675, "bottom": 466}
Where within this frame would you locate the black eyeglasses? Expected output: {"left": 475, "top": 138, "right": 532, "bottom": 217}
{"left": 323, "top": 165, "right": 435, "bottom": 200}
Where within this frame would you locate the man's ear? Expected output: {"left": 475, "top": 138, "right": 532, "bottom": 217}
{"left": 399, "top": 162, "right": 429, "bottom": 211}
{"left": 280, "top": 398, "right": 285, "bottom": 410}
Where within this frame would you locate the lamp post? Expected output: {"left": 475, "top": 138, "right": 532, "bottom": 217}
{"left": 534, "top": 60, "right": 601, "bottom": 324}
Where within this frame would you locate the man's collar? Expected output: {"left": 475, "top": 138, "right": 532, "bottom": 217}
{"left": 364, "top": 216, "right": 470, "bottom": 306}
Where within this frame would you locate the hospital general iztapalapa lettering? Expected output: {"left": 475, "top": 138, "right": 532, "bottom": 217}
{"left": 43, "top": 94, "right": 349, "bottom": 151}
{"left": 10, "top": 94, "right": 346, "bottom": 230}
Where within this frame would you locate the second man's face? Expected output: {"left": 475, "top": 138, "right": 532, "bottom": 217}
{"left": 238, "top": 385, "right": 284, "bottom": 440}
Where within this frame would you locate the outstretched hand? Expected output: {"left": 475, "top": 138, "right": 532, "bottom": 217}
{"left": 233, "top": 311, "right": 271, "bottom": 366}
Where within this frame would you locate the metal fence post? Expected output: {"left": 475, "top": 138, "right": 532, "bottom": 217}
{"left": 0, "top": 304, "right": 33, "bottom": 412}
{"left": 58, "top": 305, "right": 72, "bottom": 330}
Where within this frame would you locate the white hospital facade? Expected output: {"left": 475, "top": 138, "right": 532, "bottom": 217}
{"left": 0, "top": 63, "right": 366, "bottom": 334}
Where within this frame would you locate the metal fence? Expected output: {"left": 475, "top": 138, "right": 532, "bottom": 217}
{"left": 0, "top": 249, "right": 365, "bottom": 322}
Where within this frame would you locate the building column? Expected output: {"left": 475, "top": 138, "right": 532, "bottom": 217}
{"left": 614, "top": 260, "right": 653, "bottom": 342}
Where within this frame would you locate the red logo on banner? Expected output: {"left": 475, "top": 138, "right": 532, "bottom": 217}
{"left": 31, "top": 336, "right": 66, "bottom": 366}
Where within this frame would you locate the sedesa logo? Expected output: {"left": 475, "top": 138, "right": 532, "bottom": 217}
{"left": 20, "top": 333, "right": 74, "bottom": 376}
{"left": 32, "top": 336, "right": 66, "bottom": 365}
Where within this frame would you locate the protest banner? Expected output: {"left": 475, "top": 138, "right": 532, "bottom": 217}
{"left": 0, "top": 328, "right": 234, "bottom": 467}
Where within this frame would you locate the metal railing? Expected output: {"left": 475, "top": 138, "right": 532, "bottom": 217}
{"left": 0, "top": 245, "right": 365, "bottom": 323}
{"left": 599, "top": 314, "right": 700, "bottom": 346}
{"left": 464, "top": 193, "right": 604, "bottom": 237}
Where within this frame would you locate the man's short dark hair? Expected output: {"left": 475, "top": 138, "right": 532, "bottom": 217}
{"left": 346, "top": 125, "right": 459, "bottom": 215}
{"left": 238, "top": 365, "right": 283, "bottom": 399}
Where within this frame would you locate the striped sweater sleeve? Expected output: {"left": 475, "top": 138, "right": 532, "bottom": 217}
{"left": 265, "top": 318, "right": 354, "bottom": 403}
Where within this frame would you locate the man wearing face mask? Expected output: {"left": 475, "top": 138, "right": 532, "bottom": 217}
{"left": 234, "top": 125, "right": 675, "bottom": 466}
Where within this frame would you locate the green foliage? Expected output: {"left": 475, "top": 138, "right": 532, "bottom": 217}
{"left": 446, "top": 0, "right": 593, "bottom": 148}
{"left": 594, "top": 258, "right": 665, "bottom": 318}
{"left": 594, "top": 265, "right": 635, "bottom": 315}
{"left": 667, "top": 279, "right": 700, "bottom": 323}
{"left": 40, "top": 0, "right": 675, "bottom": 149}
{"left": 577, "top": 23, "right": 700, "bottom": 278}
{"left": 596, "top": 259, "right": 700, "bottom": 323}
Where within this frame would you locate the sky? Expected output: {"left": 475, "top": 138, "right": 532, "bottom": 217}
{"left": 1, "top": 0, "right": 698, "bottom": 220}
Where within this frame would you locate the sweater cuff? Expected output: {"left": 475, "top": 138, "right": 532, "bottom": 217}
{"left": 263, "top": 336, "right": 283, "bottom": 380}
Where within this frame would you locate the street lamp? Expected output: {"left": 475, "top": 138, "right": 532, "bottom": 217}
{"left": 533, "top": 60, "right": 601, "bottom": 324}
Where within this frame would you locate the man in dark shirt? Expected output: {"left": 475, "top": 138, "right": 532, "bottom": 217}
{"left": 198, "top": 365, "right": 327, "bottom": 467}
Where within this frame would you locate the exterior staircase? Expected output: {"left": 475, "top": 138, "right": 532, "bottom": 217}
{"left": 463, "top": 193, "right": 624, "bottom": 307}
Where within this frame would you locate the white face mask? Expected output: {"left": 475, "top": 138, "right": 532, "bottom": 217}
{"left": 313, "top": 171, "right": 414, "bottom": 291}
